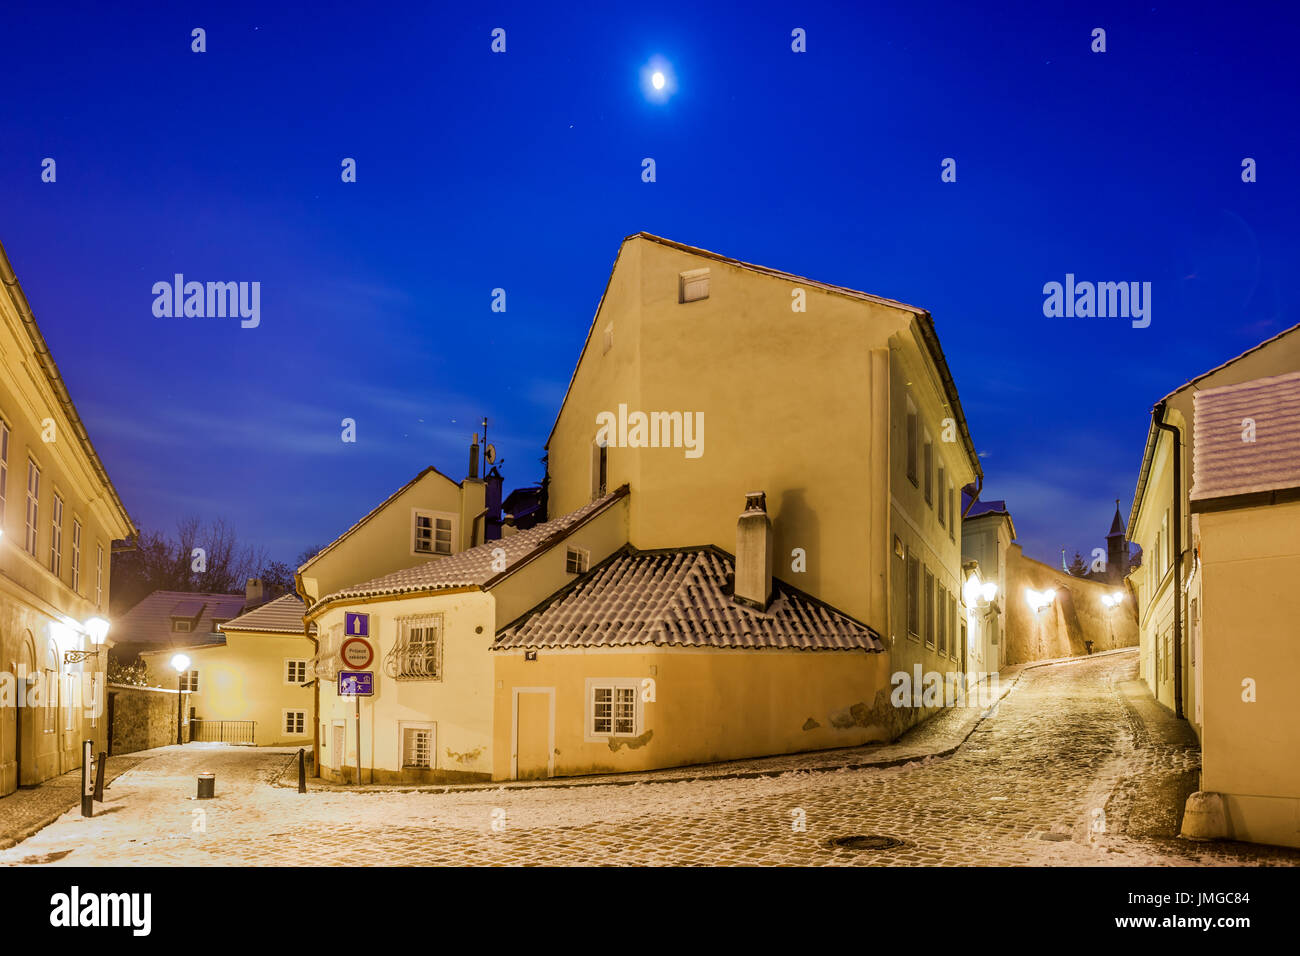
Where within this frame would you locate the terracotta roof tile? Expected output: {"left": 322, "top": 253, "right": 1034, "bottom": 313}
{"left": 496, "top": 547, "right": 884, "bottom": 652}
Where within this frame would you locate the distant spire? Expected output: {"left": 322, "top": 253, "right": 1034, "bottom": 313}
{"left": 1107, "top": 498, "right": 1126, "bottom": 539}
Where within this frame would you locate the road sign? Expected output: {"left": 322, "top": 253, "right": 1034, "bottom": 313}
{"left": 339, "top": 671, "right": 374, "bottom": 697}
{"left": 344, "top": 611, "right": 370, "bottom": 637}
{"left": 340, "top": 637, "right": 374, "bottom": 670}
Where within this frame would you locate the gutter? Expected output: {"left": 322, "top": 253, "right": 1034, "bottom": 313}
{"left": 1152, "top": 400, "right": 1184, "bottom": 719}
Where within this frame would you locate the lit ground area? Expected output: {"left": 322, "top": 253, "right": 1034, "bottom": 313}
{"left": 3, "top": 653, "right": 1297, "bottom": 866}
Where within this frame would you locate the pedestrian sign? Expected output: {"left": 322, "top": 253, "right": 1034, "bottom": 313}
{"left": 339, "top": 670, "right": 374, "bottom": 697}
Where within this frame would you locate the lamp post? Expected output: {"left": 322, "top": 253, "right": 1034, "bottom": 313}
{"left": 170, "top": 652, "right": 191, "bottom": 746}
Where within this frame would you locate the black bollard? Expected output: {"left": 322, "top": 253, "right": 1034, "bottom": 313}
{"left": 297, "top": 748, "right": 306, "bottom": 793}
{"left": 94, "top": 751, "right": 107, "bottom": 801}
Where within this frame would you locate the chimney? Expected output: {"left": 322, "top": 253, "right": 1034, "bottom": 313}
{"left": 245, "top": 578, "right": 265, "bottom": 606}
{"left": 468, "top": 434, "right": 480, "bottom": 480}
{"left": 734, "top": 491, "right": 773, "bottom": 610}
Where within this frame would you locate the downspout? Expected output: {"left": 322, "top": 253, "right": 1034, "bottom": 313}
{"left": 1153, "top": 400, "right": 1184, "bottom": 719}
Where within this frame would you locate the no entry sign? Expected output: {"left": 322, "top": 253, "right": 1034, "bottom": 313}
{"left": 340, "top": 637, "right": 374, "bottom": 670}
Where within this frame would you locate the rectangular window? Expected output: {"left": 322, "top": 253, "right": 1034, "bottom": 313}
{"left": 590, "top": 441, "right": 608, "bottom": 499}
{"left": 948, "top": 483, "right": 956, "bottom": 541}
{"left": 906, "top": 550, "right": 920, "bottom": 639}
{"left": 393, "top": 615, "right": 443, "bottom": 680}
{"left": 172, "top": 619, "right": 192, "bottom": 633}
{"left": 283, "top": 710, "right": 307, "bottom": 736}
{"left": 923, "top": 434, "right": 933, "bottom": 506}
{"left": 0, "top": 419, "right": 8, "bottom": 525}
{"left": 44, "top": 668, "right": 57, "bottom": 733}
{"left": 589, "top": 683, "right": 638, "bottom": 737}
{"left": 924, "top": 568, "right": 935, "bottom": 648}
{"left": 565, "top": 547, "right": 589, "bottom": 574}
{"left": 937, "top": 465, "right": 947, "bottom": 527}
{"left": 179, "top": 670, "right": 199, "bottom": 693}
{"left": 95, "top": 544, "right": 104, "bottom": 608}
{"left": 413, "top": 511, "right": 454, "bottom": 556}
{"left": 678, "top": 267, "right": 710, "bottom": 303}
{"left": 50, "top": 493, "right": 64, "bottom": 576}
{"left": 71, "top": 519, "right": 82, "bottom": 591}
{"left": 401, "top": 723, "right": 435, "bottom": 768}
{"left": 937, "top": 584, "right": 948, "bottom": 655}
{"left": 950, "top": 593, "right": 959, "bottom": 660}
{"left": 285, "top": 659, "right": 308, "bottom": 684}
{"left": 906, "top": 402, "right": 918, "bottom": 486}
{"left": 25, "top": 459, "right": 40, "bottom": 556}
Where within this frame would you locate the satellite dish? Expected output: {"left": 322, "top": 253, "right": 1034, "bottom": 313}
{"left": 485, "top": 444, "right": 497, "bottom": 464}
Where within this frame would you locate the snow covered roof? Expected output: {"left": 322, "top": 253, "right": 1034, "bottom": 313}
{"left": 220, "top": 593, "right": 313, "bottom": 635}
{"left": 1191, "top": 370, "right": 1300, "bottom": 502}
{"left": 496, "top": 546, "right": 885, "bottom": 652}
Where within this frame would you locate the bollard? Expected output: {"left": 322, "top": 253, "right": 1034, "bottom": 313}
{"left": 94, "top": 751, "right": 107, "bottom": 802}
{"left": 297, "top": 748, "right": 306, "bottom": 793}
{"left": 81, "top": 740, "right": 94, "bottom": 818}
{"left": 197, "top": 771, "right": 215, "bottom": 799}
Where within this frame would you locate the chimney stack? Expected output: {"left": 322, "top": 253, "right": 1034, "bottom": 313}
{"left": 245, "top": 578, "right": 265, "bottom": 606}
{"left": 468, "top": 434, "right": 480, "bottom": 480}
{"left": 734, "top": 491, "right": 773, "bottom": 610}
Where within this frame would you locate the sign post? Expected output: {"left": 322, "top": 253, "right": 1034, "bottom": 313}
{"left": 81, "top": 740, "right": 94, "bottom": 817}
{"left": 340, "top": 613, "right": 372, "bottom": 788}
{"left": 339, "top": 667, "right": 374, "bottom": 787}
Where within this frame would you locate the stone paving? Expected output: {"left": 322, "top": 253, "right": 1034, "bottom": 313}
{"left": 0, "top": 753, "right": 151, "bottom": 851}
{"left": 3, "top": 650, "right": 1298, "bottom": 866}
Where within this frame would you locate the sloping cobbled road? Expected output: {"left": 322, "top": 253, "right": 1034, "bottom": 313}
{"left": 4, "top": 652, "right": 1298, "bottom": 866}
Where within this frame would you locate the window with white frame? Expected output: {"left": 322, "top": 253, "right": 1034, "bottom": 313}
{"left": 71, "top": 519, "right": 82, "bottom": 591}
{"left": 95, "top": 543, "right": 104, "bottom": 608}
{"left": 285, "top": 659, "right": 308, "bottom": 684}
{"left": 179, "top": 670, "right": 199, "bottom": 693}
{"left": 49, "top": 492, "right": 64, "bottom": 576}
{"left": 390, "top": 615, "right": 443, "bottom": 680}
{"left": 0, "top": 418, "right": 8, "bottom": 525}
{"left": 565, "top": 547, "right": 589, "bottom": 574}
{"left": 413, "top": 510, "right": 453, "bottom": 556}
{"left": 283, "top": 709, "right": 307, "bottom": 736}
{"left": 25, "top": 459, "right": 40, "bottom": 556}
{"left": 588, "top": 680, "right": 638, "bottom": 737}
{"left": 400, "top": 722, "right": 436, "bottom": 768}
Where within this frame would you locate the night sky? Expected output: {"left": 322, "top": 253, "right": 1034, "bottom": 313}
{"left": 3, "top": 1, "right": 1297, "bottom": 566}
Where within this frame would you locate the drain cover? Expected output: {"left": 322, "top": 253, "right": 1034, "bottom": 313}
{"left": 828, "top": 834, "right": 904, "bottom": 851}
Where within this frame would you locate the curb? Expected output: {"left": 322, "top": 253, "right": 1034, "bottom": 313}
{"left": 278, "top": 650, "right": 1137, "bottom": 796}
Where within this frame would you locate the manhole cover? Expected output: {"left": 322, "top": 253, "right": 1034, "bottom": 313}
{"left": 827, "top": 835, "right": 904, "bottom": 851}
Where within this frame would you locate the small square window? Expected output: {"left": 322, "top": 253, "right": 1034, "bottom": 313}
{"left": 414, "top": 511, "right": 454, "bottom": 556}
{"left": 565, "top": 547, "right": 589, "bottom": 574}
{"left": 679, "top": 267, "right": 710, "bottom": 303}
{"left": 285, "top": 659, "right": 309, "bottom": 684}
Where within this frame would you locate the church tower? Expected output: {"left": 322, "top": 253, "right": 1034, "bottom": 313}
{"left": 1105, "top": 499, "right": 1128, "bottom": 582}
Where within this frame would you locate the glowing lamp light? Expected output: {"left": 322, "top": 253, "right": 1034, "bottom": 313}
{"left": 84, "top": 617, "right": 110, "bottom": 645}
{"left": 49, "top": 619, "right": 76, "bottom": 649}
{"left": 1102, "top": 592, "right": 1125, "bottom": 609}
{"left": 981, "top": 582, "right": 999, "bottom": 602}
{"left": 170, "top": 652, "right": 192, "bottom": 673}
{"left": 963, "top": 577, "right": 981, "bottom": 606}
{"left": 1025, "top": 588, "right": 1056, "bottom": 613}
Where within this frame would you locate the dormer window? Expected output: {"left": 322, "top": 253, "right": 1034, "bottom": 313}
{"left": 172, "top": 619, "right": 192, "bottom": 633}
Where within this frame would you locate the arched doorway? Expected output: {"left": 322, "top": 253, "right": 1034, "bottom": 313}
{"left": 15, "top": 631, "right": 37, "bottom": 788}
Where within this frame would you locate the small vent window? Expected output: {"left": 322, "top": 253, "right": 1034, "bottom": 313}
{"left": 679, "top": 268, "right": 710, "bottom": 303}
{"left": 566, "top": 547, "right": 590, "bottom": 574}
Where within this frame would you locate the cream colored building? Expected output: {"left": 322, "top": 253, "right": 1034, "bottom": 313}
{"left": 0, "top": 239, "right": 135, "bottom": 795}
{"left": 1183, "top": 370, "right": 1300, "bottom": 848}
{"left": 1128, "top": 323, "right": 1300, "bottom": 731}
{"left": 305, "top": 233, "right": 982, "bottom": 782}
{"left": 139, "top": 594, "right": 315, "bottom": 747}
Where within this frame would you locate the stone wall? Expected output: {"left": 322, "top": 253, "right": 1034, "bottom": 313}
{"left": 108, "top": 684, "right": 179, "bottom": 754}
{"left": 1004, "top": 544, "right": 1139, "bottom": 664}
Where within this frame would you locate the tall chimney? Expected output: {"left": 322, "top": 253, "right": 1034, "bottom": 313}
{"left": 734, "top": 491, "right": 773, "bottom": 610}
{"left": 468, "top": 434, "right": 480, "bottom": 480}
{"left": 245, "top": 578, "right": 265, "bottom": 606}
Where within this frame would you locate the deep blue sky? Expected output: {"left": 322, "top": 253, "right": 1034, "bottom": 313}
{"left": 3, "top": 1, "right": 1297, "bottom": 566}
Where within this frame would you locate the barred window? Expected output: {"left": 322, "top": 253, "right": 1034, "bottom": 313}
{"left": 388, "top": 615, "right": 443, "bottom": 681}
{"left": 314, "top": 624, "right": 343, "bottom": 681}
{"left": 590, "top": 683, "right": 637, "bottom": 737}
{"left": 402, "top": 724, "right": 435, "bottom": 768}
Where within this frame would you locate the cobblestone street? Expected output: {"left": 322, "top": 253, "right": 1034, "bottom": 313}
{"left": 4, "top": 650, "right": 1298, "bottom": 866}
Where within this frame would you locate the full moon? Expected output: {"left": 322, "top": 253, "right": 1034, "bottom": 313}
{"left": 651, "top": 71, "right": 665, "bottom": 90}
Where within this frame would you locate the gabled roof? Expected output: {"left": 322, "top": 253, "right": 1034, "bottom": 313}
{"left": 220, "top": 593, "right": 314, "bottom": 635}
{"left": 1191, "top": 370, "right": 1300, "bottom": 502}
{"left": 1127, "top": 322, "right": 1300, "bottom": 538}
{"left": 0, "top": 240, "right": 135, "bottom": 538}
{"left": 297, "top": 465, "right": 464, "bottom": 574}
{"left": 961, "top": 496, "right": 1017, "bottom": 540}
{"left": 116, "top": 590, "right": 248, "bottom": 648}
{"left": 309, "top": 486, "right": 629, "bottom": 614}
{"left": 496, "top": 545, "right": 885, "bottom": 652}
{"left": 543, "top": 232, "right": 981, "bottom": 480}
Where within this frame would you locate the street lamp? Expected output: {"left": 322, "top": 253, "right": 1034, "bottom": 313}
{"left": 171, "top": 652, "right": 191, "bottom": 746}
{"left": 64, "top": 616, "right": 111, "bottom": 664}
{"left": 1025, "top": 588, "right": 1056, "bottom": 613}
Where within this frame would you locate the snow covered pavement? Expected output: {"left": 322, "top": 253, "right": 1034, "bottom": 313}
{"left": 4, "top": 653, "right": 1299, "bottom": 866}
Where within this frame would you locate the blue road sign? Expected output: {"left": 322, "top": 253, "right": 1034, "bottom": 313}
{"left": 338, "top": 671, "right": 374, "bottom": 697}
{"left": 344, "top": 612, "right": 369, "bottom": 637}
